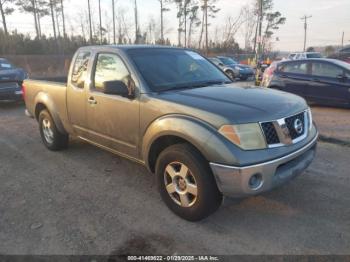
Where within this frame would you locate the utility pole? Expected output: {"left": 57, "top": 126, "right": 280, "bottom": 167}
{"left": 254, "top": 0, "right": 263, "bottom": 64}
{"left": 301, "top": 15, "right": 312, "bottom": 52}
{"left": 134, "top": 0, "right": 139, "bottom": 44}
{"left": 87, "top": 0, "right": 93, "bottom": 44}
{"left": 112, "top": 0, "right": 116, "bottom": 44}
{"left": 341, "top": 31, "right": 344, "bottom": 48}
{"left": 99, "top": 0, "right": 103, "bottom": 44}
{"left": 204, "top": 0, "right": 208, "bottom": 55}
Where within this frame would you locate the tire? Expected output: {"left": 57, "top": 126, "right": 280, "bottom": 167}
{"left": 155, "top": 143, "right": 223, "bottom": 221}
{"left": 225, "top": 70, "right": 236, "bottom": 81}
{"left": 38, "top": 109, "right": 69, "bottom": 151}
{"left": 240, "top": 77, "right": 248, "bottom": 81}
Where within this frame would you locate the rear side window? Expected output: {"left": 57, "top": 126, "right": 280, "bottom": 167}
{"left": 307, "top": 53, "right": 322, "bottom": 59}
{"left": 312, "top": 62, "right": 343, "bottom": 78}
{"left": 279, "top": 62, "right": 309, "bottom": 75}
{"left": 93, "top": 53, "right": 130, "bottom": 92}
{"left": 71, "top": 51, "right": 91, "bottom": 88}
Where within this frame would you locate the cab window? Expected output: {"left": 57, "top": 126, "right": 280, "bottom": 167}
{"left": 71, "top": 51, "right": 91, "bottom": 88}
{"left": 312, "top": 62, "right": 343, "bottom": 78}
{"left": 93, "top": 53, "right": 130, "bottom": 92}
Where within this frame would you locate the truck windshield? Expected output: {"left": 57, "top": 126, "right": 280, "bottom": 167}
{"left": 127, "top": 49, "right": 231, "bottom": 92}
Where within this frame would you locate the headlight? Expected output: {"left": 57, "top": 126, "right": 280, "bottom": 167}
{"left": 219, "top": 123, "right": 267, "bottom": 150}
{"left": 235, "top": 66, "right": 242, "bottom": 70}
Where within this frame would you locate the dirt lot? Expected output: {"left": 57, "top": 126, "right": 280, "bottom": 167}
{"left": 312, "top": 107, "right": 350, "bottom": 143}
{"left": 0, "top": 102, "right": 349, "bottom": 255}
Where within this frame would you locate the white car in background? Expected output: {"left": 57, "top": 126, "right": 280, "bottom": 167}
{"left": 288, "top": 52, "right": 322, "bottom": 60}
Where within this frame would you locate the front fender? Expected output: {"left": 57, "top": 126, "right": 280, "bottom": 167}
{"left": 34, "top": 92, "right": 67, "bottom": 134}
{"left": 142, "top": 114, "right": 240, "bottom": 169}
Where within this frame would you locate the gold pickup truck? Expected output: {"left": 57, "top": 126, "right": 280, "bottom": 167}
{"left": 23, "top": 45, "right": 318, "bottom": 221}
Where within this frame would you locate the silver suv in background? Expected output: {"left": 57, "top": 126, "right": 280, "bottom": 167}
{"left": 288, "top": 52, "right": 323, "bottom": 60}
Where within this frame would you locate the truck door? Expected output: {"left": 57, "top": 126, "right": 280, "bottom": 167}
{"left": 86, "top": 52, "right": 139, "bottom": 159}
{"left": 67, "top": 51, "right": 92, "bottom": 138}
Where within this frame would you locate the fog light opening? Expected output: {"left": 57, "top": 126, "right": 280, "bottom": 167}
{"left": 249, "top": 174, "right": 263, "bottom": 190}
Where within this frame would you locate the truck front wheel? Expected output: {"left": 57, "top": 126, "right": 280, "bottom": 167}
{"left": 156, "top": 144, "right": 223, "bottom": 221}
{"left": 39, "top": 110, "right": 68, "bottom": 151}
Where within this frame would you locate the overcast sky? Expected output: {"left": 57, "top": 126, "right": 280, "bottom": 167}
{"left": 5, "top": 0, "right": 350, "bottom": 52}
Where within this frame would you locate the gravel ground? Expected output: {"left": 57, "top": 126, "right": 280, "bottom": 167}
{"left": 0, "top": 102, "right": 349, "bottom": 255}
{"left": 311, "top": 106, "right": 350, "bottom": 143}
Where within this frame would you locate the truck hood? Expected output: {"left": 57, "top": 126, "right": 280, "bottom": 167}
{"left": 156, "top": 84, "right": 308, "bottom": 125}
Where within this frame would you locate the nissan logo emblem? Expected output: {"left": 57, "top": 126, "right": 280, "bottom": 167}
{"left": 294, "top": 119, "right": 304, "bottom": 135}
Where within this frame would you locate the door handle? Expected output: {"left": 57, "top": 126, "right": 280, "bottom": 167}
{"left": 88, "top": 97, "right": 97, "bottom": 105}
{"left": 281, "top": 74, "right": 288, "bottom": 78}
{"left": 312, "top": 78, "right": 321, "bottom": 82}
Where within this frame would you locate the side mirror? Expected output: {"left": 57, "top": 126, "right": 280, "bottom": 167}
{"left": 102, "top": 80, "right": 134, "bottom": 98}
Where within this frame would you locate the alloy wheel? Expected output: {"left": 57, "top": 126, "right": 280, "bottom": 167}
{"left": 164, "top": 162, "right": 198, "bottom": 208}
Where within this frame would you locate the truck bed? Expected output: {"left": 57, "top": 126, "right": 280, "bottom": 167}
{"left": 30, "top": 76, "right": 68, "bottom": 84}
{"left": 23, "top": 77, "right": 68, "bottom": 125}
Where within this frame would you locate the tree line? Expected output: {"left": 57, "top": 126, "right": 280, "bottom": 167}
{"left": 0, "top": 0, "right": 286, "bottom": 56}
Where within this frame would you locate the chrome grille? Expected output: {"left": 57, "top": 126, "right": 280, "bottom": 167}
{"left": 0, "top": 82, "right": 19, "bottom": 90}
{"left": 285, "top": 112, "right": 305, "bottom": 140}
{"left": 260, "top": 110, "right": 309, "bottom": 148}
{"left": 261, "top": 122, "right": 280, "bottom": 145}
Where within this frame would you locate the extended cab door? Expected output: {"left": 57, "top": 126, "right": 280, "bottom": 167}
{"left": 67, "top": 50, "right": 92, "bottom": 138}
{"left": 308, "top": 61, "right": 350, "bottom": 106}
{"left": 86, "top": 52, "right": 140, "bottom": 159}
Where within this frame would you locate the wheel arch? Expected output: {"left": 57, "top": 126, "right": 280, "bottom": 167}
{"left": 34, "top": 92, "right": 67, "bottom": 134}
{"left": 142, "top": 115, "right": 219, "bottom": 173}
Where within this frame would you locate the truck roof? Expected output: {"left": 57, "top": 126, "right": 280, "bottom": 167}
{"left": 78, "top": 44, "right": 184, "bottom": 52}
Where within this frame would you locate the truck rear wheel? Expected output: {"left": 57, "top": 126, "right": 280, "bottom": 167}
{"left": 155, "top": 143, "right": 222, "bottom": 221}
{"left": 39, "top": 110, "right": 68, "bottom": 151}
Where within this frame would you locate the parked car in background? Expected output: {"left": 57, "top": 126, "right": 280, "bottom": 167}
{"left": 293, "top": 52, "right": 323, "bottom": 60}
{"left": 216, "top": 56, "right": 255, "bottom": 80}
{"left": 208, "top": 57, "right": 237, "bottom": 81}
{"left": 287, "top": 53, "right": 297, "bottom": 60}
{"left": 328, "top": 46, "right": 350, "bottom": 64}
{"left": 261, "top": 58, "right": 350, "bottom": 107}
{"left": 0, "top": 58, "right": 27, "bottom": 101}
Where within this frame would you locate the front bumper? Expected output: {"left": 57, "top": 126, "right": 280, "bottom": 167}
{"left": 210, "top": 133, "right": 318, "bottom": 198}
